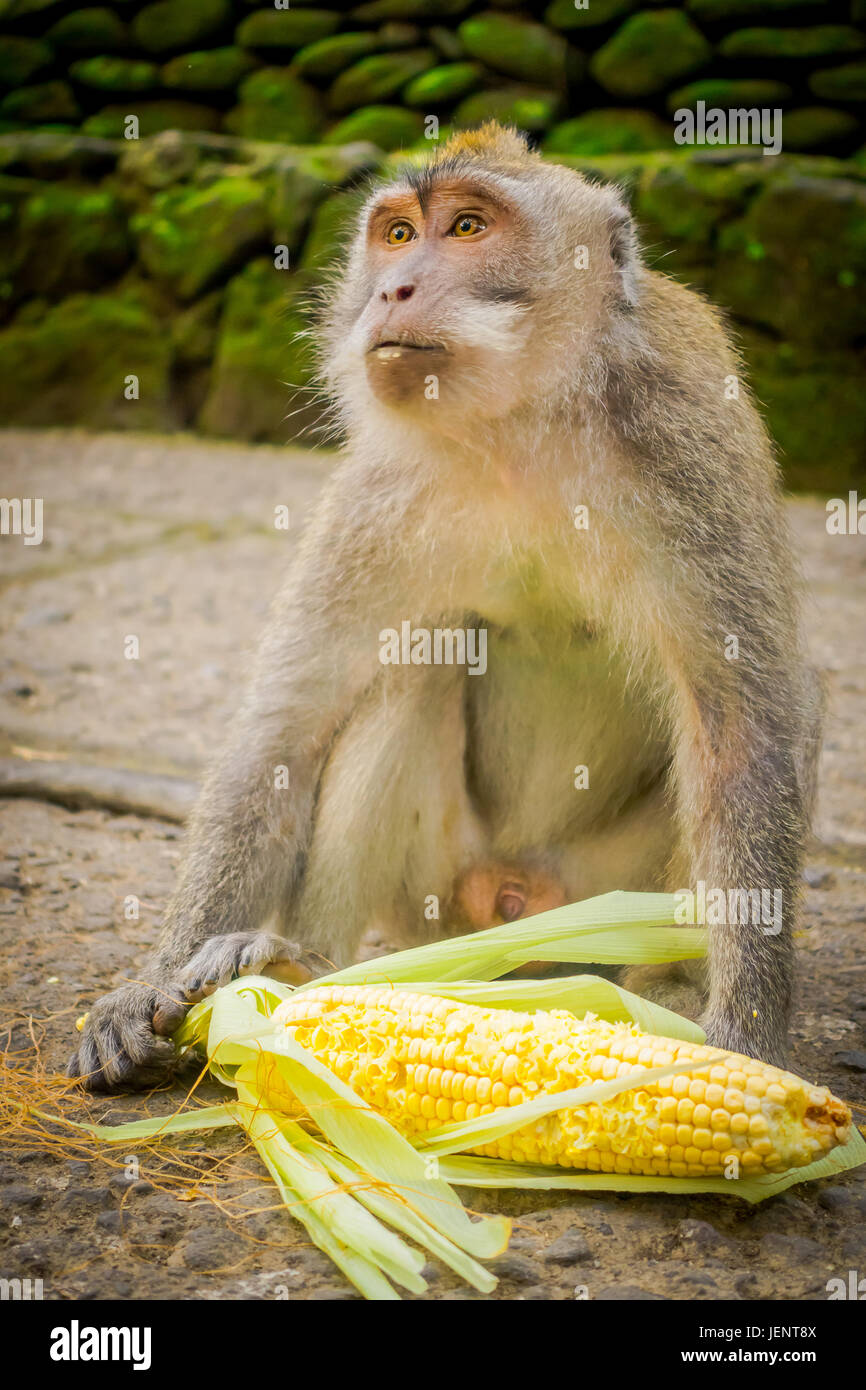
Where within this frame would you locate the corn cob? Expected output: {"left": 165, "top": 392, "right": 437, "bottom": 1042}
{"left": 272, "top": 986, "right": 851, "bottom": 1177}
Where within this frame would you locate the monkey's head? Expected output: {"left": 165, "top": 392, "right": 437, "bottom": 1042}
{"left": 323, "top": 122, "right": 643, "bottom": 439}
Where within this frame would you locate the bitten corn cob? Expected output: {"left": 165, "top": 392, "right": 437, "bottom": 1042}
{"left": 273, "top": 986, "right": 851, "bottom": 1177}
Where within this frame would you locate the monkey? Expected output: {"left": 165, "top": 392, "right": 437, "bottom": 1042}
{"left": 68, "top": 122, "right": 822, "bottom": 1091}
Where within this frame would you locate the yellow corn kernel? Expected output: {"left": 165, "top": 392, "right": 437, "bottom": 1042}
{"left": 272, "top": 986, "right": 851, "bottom": 1177}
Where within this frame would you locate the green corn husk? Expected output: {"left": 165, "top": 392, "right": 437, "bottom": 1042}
{"left": 81, "top": 890, "right": 865, "bottom": 1300}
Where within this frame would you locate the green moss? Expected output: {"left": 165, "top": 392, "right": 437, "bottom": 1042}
{"left": 0, "top": 171, "right": 37, "bottom": 317}
{"left": 0, "top": 37, "right": 53, "bottom": 89}
{"left": 0, "top": 285, "right": 176, "bottom": 431}
{"left": 667, "top": 79, "right": 793, "bottom": 112}
{"left": 810, "top": 64, "right": 866, "bottom": 104}
{"left": 686, "top": 0, "right": 817, "bottom": 18}
{"left": 0, "top": 0, "right": 66, "bottom": 14}
{"left": 453, "top": 85, "right": 562, "bottom": 132}
{"left": 116, "top": 129, "right": 202, "bottom": 189}
{"left": 299, "top": 187, "right": 366, "bottom": 271}
{"left": 198, "top": 261, "right": 319, "bottom": 444}
{"left": 545, "top": 0, "right": 637, "bottom": 30}
{"left": 323, "top": 105, "right": 425, "bottom": 149}
{"left": 591, "top": 11, "right": 712, "bottom": 98}
{"left": 375, "top": 22, "right": 427, "bottom": 51}
{"left": 131, "top": 176, "right": 271, "bottom": 299}
{"left": 225, "top": 68, "right": 323, "bottom": 143}
{"left": 352, "top": 0, "right": 472, "bottom": 17}
{"left": 132, "top": 0, "right": 231, "bottom": 56}
{"left": 161, "top": 48, "right": 256, "bottom": 92}
{"left": 544, "top": 109, "right": 670, "bottom": 156}
{"left": 0, "top": 82, "right": 80, "bottom": 123}
{"left": 329, "top": 49, "right": 435, "bottom": 112}
{"left": 13, "top": 184, "right": 131, "bottom": 300}
{"left": 235, "top": 9, "right": 340, "bottom": 50}
{"left": 782, "top": 107, "right": 860, "bottom": 150}
{"left": 714, "top": 173, "right": 866, "bottom": 347}
{"left": 458, "top": 13, "right": 568, "bottom": 87}
{"left": 82, "top": 101, "right": 221, "bottom": 138}
{"left": 633, "top": 159, "right": 757, "bottom": 266}
{"left": 171, "top": 287, "right": 223, "bottom": 365}
{"left": 270, "top": 155, "right": 333, "bottom": 250}
{"left": 403, "top": 61, "right": 482, "bottom": 107}
{"left": 69, "top": 57, "right": 160, "bottom": 93}
{"left": 46, "top": 8, "right": 129, "bottom": 52}
{"left": 719, "top": 27, "right": 866, "bottom": 60}
{"left": 741, "top": 329, "right": 866, "bottom": 491}
{"left": 292, "top": 33, "right": 378, "bottom": 80}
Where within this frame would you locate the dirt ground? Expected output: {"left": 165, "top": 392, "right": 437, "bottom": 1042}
{"left": 0, "top": 427, "right": 864, "bottom": 1302}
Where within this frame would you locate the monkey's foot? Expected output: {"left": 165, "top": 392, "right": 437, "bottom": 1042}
{"left": 179, "top": 931, "right": 329, "bottom": 1002}
{"left": 66, "top": 982, "right": 187, "bottom": 1092}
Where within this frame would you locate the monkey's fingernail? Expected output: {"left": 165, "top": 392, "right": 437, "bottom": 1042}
{"left": 266, "top": 960, "right": 315, "bottom": 986}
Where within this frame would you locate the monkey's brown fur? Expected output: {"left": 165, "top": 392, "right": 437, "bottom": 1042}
{"left": 69, "top": 124, "right": 821, "bottom": 1090}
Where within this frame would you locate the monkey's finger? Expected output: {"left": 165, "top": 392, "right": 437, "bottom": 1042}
{"left": 118, "top": 1014, "right": 178, "bottom": 1068}
{"left": 152, "top": 993, "right": 188, "bottom": 1036}
{"left": 238, "top": 937, "right": 332, "bottom": 984}
{"left": 72, "top": 1020, "right": 118, "bottom": 1091}
{"left": 92, "top": 1017, "right": 137, "bottom": 1089}
{"left": 258, "top": 948, "right": 333, "bottom": 985}
{"left": 259, "top": 958, "right": 315, "bottom": 985}
{"left": 183, "top": 975, "right": 223, "bottom": 1001}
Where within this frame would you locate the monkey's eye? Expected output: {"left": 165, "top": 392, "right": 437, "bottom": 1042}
{"left": 450, "top": 213, "right": 486, "bottom": 238}
{"left": 386, "top": 221, "right": 416, "bottom": 246}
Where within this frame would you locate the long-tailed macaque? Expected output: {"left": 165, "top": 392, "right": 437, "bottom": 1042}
{"left": 69, "top": 123, "right": 822, "bottom": 1089}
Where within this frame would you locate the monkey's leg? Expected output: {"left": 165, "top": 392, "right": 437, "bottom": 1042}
{"left": 655, "top": 686, "right": 803, "bottom": 1068}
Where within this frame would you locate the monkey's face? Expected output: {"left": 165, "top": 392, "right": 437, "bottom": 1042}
{"left": 330, "top": 175, "right": 544, "bottom": 428}
{"left": 323, "top": 130, "right": 643, "bottom": 440}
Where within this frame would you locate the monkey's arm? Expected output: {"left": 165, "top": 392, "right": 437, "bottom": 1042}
{"left": 610, "top": 275, "right": 819, "bottom": 1066}
{"left": 665, "top": 668, "right": 807, "bottom": 1067}
{"left": 68, "top": 479, "right": 405, "bottom": 1088}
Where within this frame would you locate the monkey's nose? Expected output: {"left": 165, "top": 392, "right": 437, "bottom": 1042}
{"left": 381, "top": 284, "right": 415, "bottom": 303}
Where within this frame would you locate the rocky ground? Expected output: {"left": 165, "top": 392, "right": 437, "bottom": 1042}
{"left": 0, "top": 427, "right": 864, "bottom": 1302}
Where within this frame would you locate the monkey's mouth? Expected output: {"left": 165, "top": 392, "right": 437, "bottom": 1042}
{"left": 368, "top": 338, "right": 447, "bottom": 360}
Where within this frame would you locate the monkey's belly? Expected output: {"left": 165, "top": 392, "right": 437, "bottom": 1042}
{"left": 464, "top": 625, "right": 678, "bottom": 895}
{"left": 293, "top": 637, "right": 677, "bottom": 958}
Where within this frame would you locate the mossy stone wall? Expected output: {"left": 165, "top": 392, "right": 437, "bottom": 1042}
{"left": 0, "top": 128, "right": 863, "bottom": 490}
{"left": 0, "top": 0, "right": 864, "bottom": 157}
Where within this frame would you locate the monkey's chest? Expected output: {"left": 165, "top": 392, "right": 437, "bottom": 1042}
{"left": 463, "top": 622, "right": 670, "bottom": 848}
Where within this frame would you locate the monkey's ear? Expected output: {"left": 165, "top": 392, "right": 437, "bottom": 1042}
{"left": 607, "top": 204, "right": 641, "bottom": 308}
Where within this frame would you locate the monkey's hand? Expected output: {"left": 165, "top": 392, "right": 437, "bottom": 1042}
{"left": 178, "top": 931, "right": 330, "bottom": 1003}
{"left": 67, "top": 981, "right": 187, "bottom": 1092}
